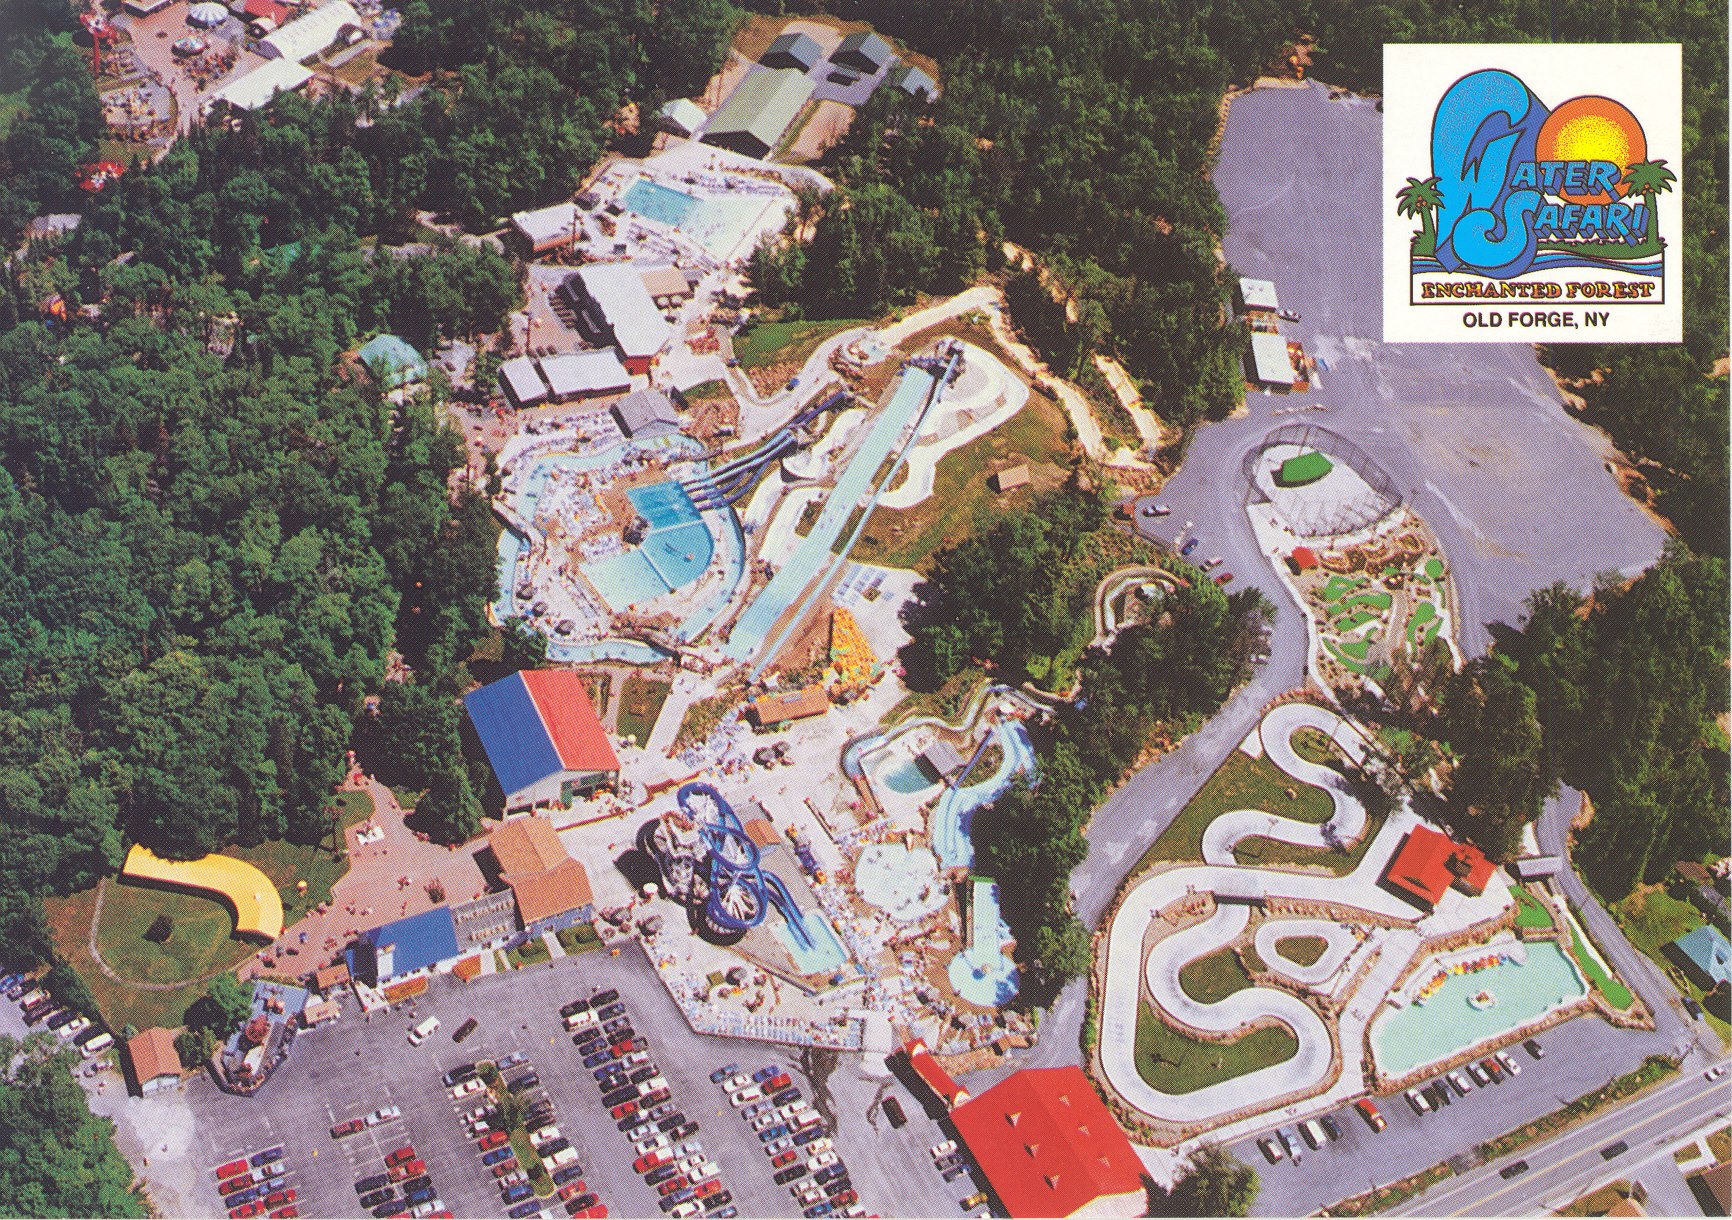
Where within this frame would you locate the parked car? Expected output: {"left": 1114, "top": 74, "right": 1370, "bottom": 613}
{"left": 1180, "top": 537, "right": 1201, "bottom": 556}
{"left": 482, "top": 1148, "right": 514, "bottom": 1168}
{"left": 960, "top": 1193, "right": 988, "bottom": 1210}
{"left": 442, "top": 1065, "right": 477, "bottom": 1087}
{"left": 498, "top": 1051, "right": 528, "bottom": 1069}
{"left": 1142, "top": 503, "right": 1172, "bottom": 517}
{"left": 1524, "top": 1038, "right": 1545, "bottom": 1059}
{"left": 356, "top": 1175, "right": 391, "bottom": 1195}
{"left": 1257, "top": 1137, "right": 1284, "bottom": 1164}
{"left": 604, "top": 1086, "right": 638, "bottom": 1108}
{"left": 1356, "top": 1099, "right": 1385, "bottom": 1131}
{"left": 368, "top": 1106, "right": 402, "bottom": 1126}
{"left": 1320, "top": 1115, "right": 1343, "bottom": 1142}
{"left": 793, "top": 1127, "right": 827, "bottom": 1147}
{"left": 406, "top": 1016, "right": 439, "bottom": 1045}
{"left": 773, "top": 1088, "right": 802, "bottom": 1107}
{"left": 1480, "top": 1057, "right": 1504, "bottom": 1083}
{"left": 1448, "top": 1070, "right": 1472, "bottom": 1096}
{"left": 217, "top": 1160, "right": 250, "bottom": 1181}
{"left": 1466, "top": 1062, "right": 1491, "bottom": 1086}
{"left": 584, "top": 1050, "right": 613, "bottom": 1069}
{"left": 709, "top": 1064, "right": 740, "bottom": 1084}
{"left": 1405, "top": 1089, "right": 1431, "bottom": 1115}
{"left": 552, "top": 1164, "right": 587, "bottom": 1187}
{"left": 1495, "top": 1050, "right": 1521, "bottom": 1076}
{"left": 386, "top": 1147, "right": 418, "bottom": 1167}
{"left": 478, "top": 1131, "right": 509, "bottom": 1152}
{"left": 500, "top": 1183, "right": 533, "bottom": 1205}
{"left": 359, "top": 1190, "right": 395, "bottom": 1210}
{"left": 453, "top": 1018, "right": 478, "bottom": 1043}
{"left": 731, "top": 1086, "right": 763, "bottom": 1107}
{"left": 774, "top": 1166, "right": 808, "bottom": 1186}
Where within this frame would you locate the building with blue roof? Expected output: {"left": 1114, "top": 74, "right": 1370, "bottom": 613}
{"left": 350, "top": 906, "right": 462, "bottom": 988}
{"left": 1667, "top": 924, "right": 1732, "bottom": 991}
{"left": 463, "top": 670, "right": 619, "bottom": 812}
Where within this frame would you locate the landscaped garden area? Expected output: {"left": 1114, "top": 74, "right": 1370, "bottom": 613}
{"left": 1134, "top": 999, "right": 1298, "bottom": 1094}
{"left": 617, "top": 672, "right": 672, "bottom": 744}
{"left": 1137, "top": 749, "right": 1335, "bottom": 869}
{"left": 1608, "top": 883, "right": 1727, "bottom": 1038}
{"left": 1275, "top": 935, "right": 1329, "bottom": 967}
{"left": 1178, "top": 945, "right": 1256, "bottom": 1004}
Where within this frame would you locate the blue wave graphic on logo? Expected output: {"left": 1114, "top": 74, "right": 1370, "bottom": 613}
{"left": 1431, "top": 70, "right": 1546, "bottom": 277}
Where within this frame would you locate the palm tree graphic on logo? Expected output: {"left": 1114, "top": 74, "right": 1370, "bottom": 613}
{"left": 1619, "top": 158, "right": 1675, "bottom": 253}
{"left": 1395, "top": 176, "right": 1444, "bottom": 258}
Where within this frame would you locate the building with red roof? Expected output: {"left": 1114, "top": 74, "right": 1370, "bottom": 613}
{"left": 1290, "top": 545, "right": 1318, "bottom": 572}
{"left": 464, "top": 670, "right": 620, "bottom": 811}
{"left": 900, "top": 1039, "right": 970, "bottom": 1110}
{"left": 1381, "top": 825, "right": 1494, "bottom": 910}
{"left": 949, "top": 1066, "right": 1145, "bottom": 1218}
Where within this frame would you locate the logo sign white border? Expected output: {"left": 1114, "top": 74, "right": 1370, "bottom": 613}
{"left": 1383, "top": 43, "right": 1681, "bottom": 344}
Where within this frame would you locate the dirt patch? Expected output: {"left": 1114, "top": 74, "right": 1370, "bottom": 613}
{"left": 783, "top": 98, "right": 855, "bottom": 163}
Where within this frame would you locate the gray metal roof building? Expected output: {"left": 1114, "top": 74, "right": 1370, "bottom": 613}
{"left": 884, "top": 62, "right": 937, "bottom": 102}
{"left": 762, "top": 30, "right": 822, "bottom": 72}
{"left": 831, "top": 30, "right": 894, "bottom": 75}
{"left": 612, "top": 388, "right": 682, "bottom": 439}
{"left": 701, "top": 68, "right": 816, "bottom": 160}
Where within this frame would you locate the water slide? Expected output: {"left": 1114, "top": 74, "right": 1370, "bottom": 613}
{"left": 682, "top": 391, "right": 854, "bottom": 510}
{"left": 676, "top": 782, "right": 815, "bottom": 951}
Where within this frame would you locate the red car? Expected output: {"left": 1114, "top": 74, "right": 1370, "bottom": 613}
{"left": 331, "top": 1119, "right": 365, "bottom": 1139}
{"left": 764, "top": 1074, "right": 791, "bottom": 1093}
{"left": 385, "top": 1146, "right": 417, "bottom": 1167}
{"left": 771, "top": 1150, "right": 800, "bottom": 1169}
{"left": 478, "top": 1131, "right": 510, "bottom": 1151}
{"left": 264, "top": 1190, "right": 296, "bottom": 1207}
{"left": 389, "top": 1159, "right": 426, "bottom": 1182}
{"left": 218, "top": 1175, "right": 254, "bottom": 1196}
{"left": 610, "top": 1100, "right": 638, "bottom": 1120}
{"left": 657, "top": 1176, "right": 689, "bottom": 1197}
{"left": 634, "top": 1150, "right": 671, "bottom": 1174}
{"left": 611, "top": 1038, "right": 640, "bottom": 1057}
{"left": 216, "top": 1159, "right": 250, "bottom": 1181}
{"left": 558, "top": 1181, "right": 588, "bottom": 1201}
{"left": 640, "top": 1087, "right": 672, "bottom": 1107}
{"left": 573, "top": 1207, "right": 607, "bottom": 1219}
{"left": 1356, "top": 1098, "right": 1386, "bottom": 1131}
{"left": 692, "top": 1180, "right": 724, "bottom": 1200}
{"left": 269, "top": 1209, "right": 299, "bottom": 1219}
{"left": 229, "top": 1203, "right": 263, "bottom": 1219}
{"left": 828, "top": 1190, "right": 857, "bottom": 1208}
{"left": 1214, "top": 571, "right": 1234, "bottom": 585}
{"left": 492, "top": 1160, "right": 521, "bottom": 1178}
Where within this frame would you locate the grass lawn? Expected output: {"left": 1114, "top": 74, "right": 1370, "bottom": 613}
{"left": 731, "top": 318, "right": 866, "bottom": 369}
{"left": 617, "top": 672, "right": 672, "bottom": 745}
{"left": 1178, "top": 946, "right": 1254, "bottom": 1004}
{"left": 1555, "top": 1180, "right": 1638, "bottom": 1217}
{"left": 1608, "top": 884, "right": 1727, "bottom": 1038}
{"left": 1563, "top": 906, "right": 1635, "bottom": 1010}
{"left": 682, "top": 379, "right": 731, "bottom": 402}
{"left": 1290, "top": 726, "right": 1345, "bottom": 767}
{"left": 1341, "top": 591, "right": 1393, "bottom": 613}
{"left": 507, "top": 936, "right": 552, "bottom": 968}
{"left": 1231, "top": 814, "right": 1382, "bottom": 875}
{"left": 1137, "top": 750, "right": 1335, "bottom": 869}
{"left": 852, "top": 389, "right": 1073, "bottom": 571}
{"left": 1275, "top": 935, "right": 1328, "bottom": 967}
{"left": 1425, "top": 557, "right": 1444, "bottom": 580}
{"left": 556, "top": 922, "right": 603, "bottom": 954}
{"left": 44, "top": 884, "right": 245, "bottom": 1034}
{"left": 227, "top": 834, "right": 351, "bottom": 928}
{"left": 1321, "top": 575, "right": 1366, "bottom": 604}
{"left": 1512, "top": 885, "right": 1554, "bottom": 930}
{"left": 1134, "top": 999, "right": 1297, "bottom": 1094}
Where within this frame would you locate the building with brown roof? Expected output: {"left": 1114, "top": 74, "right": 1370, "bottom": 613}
{"left": 313, "top": 961, "right": 350, "bottom": 995}
{"left": 487, "top": 816, "right": 597, "bottom": 938}
{"left": 749, "top": 686, "right": 829, "bottom": 727}
{"left": 992, "top": 463, "right": 1031, "bottom": 493}
{"left": 126, "top": 1027, "right": 183, "bottom": 1096}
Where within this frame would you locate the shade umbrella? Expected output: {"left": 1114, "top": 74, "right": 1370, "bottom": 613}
{"left": 187, "top": 3, "right": 227, "bottom": 25}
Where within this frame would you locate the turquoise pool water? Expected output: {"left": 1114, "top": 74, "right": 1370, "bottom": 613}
{"left": 1369, "top": 941, "right": 1587, "bottom": 1077}
{"left": 775, "top": 909, "right": 849, "bottom": 975}
{"left": 932, "top": 722, "right": 1037, "bottom": 870}
{"left": 585, "top": 549, "right": 670, "bottom": 610}
{"left": 622, "top": 178, "right": 699, "bottom": 227}
{"left": 879, "top": 757, "right": 936, "bottom": 795}
{"left": 630, "top": 481, "right": 702, "bottom": 530}
{"left": 949, "top": 879, "right": 1018, "bottom": 1007}
{"left": 641, "top": 521, "right": 712, "bottom": 589}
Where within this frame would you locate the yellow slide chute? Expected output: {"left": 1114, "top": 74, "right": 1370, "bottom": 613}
{"left": 122, "top": 845, "right": 285, "bottom": 941}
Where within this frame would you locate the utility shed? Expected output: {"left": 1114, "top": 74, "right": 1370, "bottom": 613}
{"left": 1238, "top": 276, "right": 1280, "bottom": 313}
{"left": 702, "top": 68, "right": 815, "bottom": 160}
{"left": 884, "top": 62, "right": 938, "bottom": 101}
{"left": 831, "top": 30, "right": 894, "bottom": 75}
{"left": 657, "top": 97, "right": 707, "bottom": 137}
{"left": 761, "top": 30, "right": 822, "bottom": 72}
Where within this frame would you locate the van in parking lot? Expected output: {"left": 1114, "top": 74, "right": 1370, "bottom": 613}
{"left": 407, "top": 1016, "right": 440, "bottom": 1045}
{"left": 1299, "top": 1119, "right": 1328, "bottom": 1149}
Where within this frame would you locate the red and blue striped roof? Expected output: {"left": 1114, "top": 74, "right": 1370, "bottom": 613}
{"left": 464, "top": 671, "right": 619, "bottom": 798}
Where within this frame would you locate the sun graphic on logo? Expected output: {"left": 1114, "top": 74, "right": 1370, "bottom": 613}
{"left": 1535, "top": 95, "right": 1647, "bottom": 205}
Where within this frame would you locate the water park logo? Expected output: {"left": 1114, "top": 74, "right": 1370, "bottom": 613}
{"left": 1383, "top": 44, "right": 1681, "bottom": 343}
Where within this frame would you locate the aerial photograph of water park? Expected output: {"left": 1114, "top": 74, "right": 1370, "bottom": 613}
{"left": 0, "top": 0, "right": 1725, "bottom": 1217}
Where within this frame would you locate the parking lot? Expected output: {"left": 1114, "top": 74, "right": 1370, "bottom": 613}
{"left": 169, "top": 946, "right": 967, "bottom": 1218}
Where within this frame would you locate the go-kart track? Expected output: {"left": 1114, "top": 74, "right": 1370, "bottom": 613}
{"left": 1098, "top": 701, "right": 1509, "bottom": 1128}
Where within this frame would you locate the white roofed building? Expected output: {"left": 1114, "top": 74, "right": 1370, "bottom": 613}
{"left": 540, "top": 350, "right": 632, "bottom": 401}
{"left": 207, "top": 59, "right": 314, "bottom": 111}
{"left": 1248, "top": 331, "right": 1297, "bottom": 387}
{"left": 562, "top": 265, "right": 672, "bottom": 376}
{"left": 510, "top": 201, "right": 582, "bottom": 258}
{"left": 657, "top": 98, "right": 707, "bottom": 138}
{"left": 499, "top": 356, "right": 549, "bottom": 408}
{"left": 257, "top": 0, "right": 362, "bottom": 62}
{"left": 1238, "top": 276, "right": 1280, "bottom": 314}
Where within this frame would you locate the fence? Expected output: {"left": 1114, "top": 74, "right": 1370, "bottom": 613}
{"left": 1242, "top": 423, "right": 1403, "bottom": 539}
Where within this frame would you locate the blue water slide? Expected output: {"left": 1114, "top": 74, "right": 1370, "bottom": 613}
{"left": 675, "top": 782, "right": 813, "bottom": 950}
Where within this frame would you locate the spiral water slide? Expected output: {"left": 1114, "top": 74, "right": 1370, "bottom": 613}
{"left": 682, "top": 390, "right": 853, "bottom": 510}
{"left": 677, "top": 782, "right": 815, "bottom": 950}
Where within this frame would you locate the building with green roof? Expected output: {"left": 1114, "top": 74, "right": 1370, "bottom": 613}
{"left": 357, "top": 334, "right": 428, "bottom": 391}
{"left": 1276, "top": 450, "right": 1334, "bottom": 487}
{"left": 702, "top": 68, "right": 815, "bottom": 159}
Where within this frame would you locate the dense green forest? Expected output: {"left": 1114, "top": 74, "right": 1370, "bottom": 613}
{"left": 1442, "top": 547, "right": 1729, "bottom": 898}
{"left": 0, "top": 1036, "right": 145, "bottom": 1216}
{"left": 906, "top": 489, "right": 1271, "bottom": 1005}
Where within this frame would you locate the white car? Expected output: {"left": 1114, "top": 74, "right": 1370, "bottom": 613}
{"left": 777, "top": 1102, "right": 809, "bottom": 1122}
{"left": 723, "top": 1074, "right": 751, "bottom": 1093}
{"left": 931, "top": 1140, "right": 958, "bottom": 1161}
{"left": 496, "top": 1170, "right": 528, "bottom": 1189}
{"left": 807, "top": 1150, "right": 840, "bottom": 1172}
{"left": 531, "top": 1125, "right": 561, "bottom": 1145}
{"left": 57, "top": 1016, "right": 90, "bottom": 1040}
{"left": 621, "top": 1051, "right": 651, "bottom": 1068}
{"left": 764, "top": 1138, "right": 794, "bottom": 1156}
{"left": 407, "top": 1016, "right": 440, "bottom": 1045}
{"left": 410, "top": 1203, "right": 441, "bottom": 1219}
{"left": 634, "top": 1133, "right": 670, "bottom": 1156}
{"left": 688, "top": 1161, "right": 720, "bottom": 1183}
{"left": 257, "top": 1162, "right": 285, "bottom": 1181}
{"left": 366, "top": 1105, "right": 402, "bottom": 1126}
{"left": 795, "top": 1185, "right": 826, "bottom": 1206}
{"left": 731, "top": 1086, "right": 763, "bottom": 1107}
{"left": 669, "top": 1205, "right": 700, "bottom": 1220}
{"left": 751, "top": 1111, "right": 782, "bottom": 1132}
{"left": 546, "top": 1147, "right": 580, "bottom": 1169}
{"left": 678, "top": 1153, "right": 708, "bottom": 1174}
{"left": 1405, "top": 1089, "right": 1431, "bottom": 1115}
{"left": 450, "top": 1078, "right": 484, "bottom": 1099}
{"left": 804, "top": 1137, "right": 833, "bottom": 1156}
{"left": 1705, "top": 1063, "right": 1729, "bottom": 1081}
{"left": 1495, "top": 1050, "right": 1521, "bottom": 1076}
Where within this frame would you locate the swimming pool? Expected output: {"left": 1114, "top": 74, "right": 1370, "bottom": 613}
{"left": 1369, "top": 941, "right": 1587, "bottom": 1078}
{"left": 621, "top": 177, "right": 699, "bottom": 228}
{"left": 775, "top": 909, "right": 850, "bottom": 975}
{"left": 584, "top": 549, "right": 670, "bottom": 610}
{"left": 879, "top": 756, "right": 937, "bottom": 796}
{"left": 630, "top": 481, "right": 702, "bottom": 530}
{"left": 641, "top": 521, "right": 713, "bottom": 589}
{"left": 949, "top": 879, "right": 1018, "bottom": 1007}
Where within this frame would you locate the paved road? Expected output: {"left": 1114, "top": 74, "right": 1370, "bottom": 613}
{"left": 950, "top": 78, "right": 1679, "bottom": 1202}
